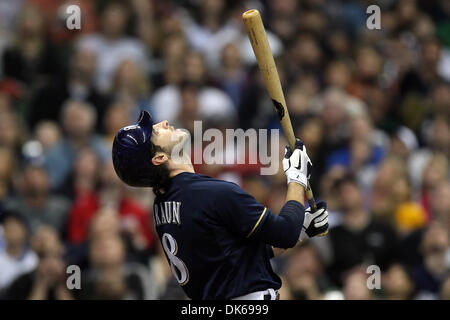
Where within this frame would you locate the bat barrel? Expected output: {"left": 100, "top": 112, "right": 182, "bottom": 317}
{"left": 242, "top": 9, "right": 319, "bottom": 214}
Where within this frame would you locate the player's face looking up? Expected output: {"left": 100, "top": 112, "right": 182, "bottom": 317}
{"left": 150, "top": 120, "right": 189, "bottom": 166}
{"left": 112, "top": 111, "right": 193, "bottom": 195}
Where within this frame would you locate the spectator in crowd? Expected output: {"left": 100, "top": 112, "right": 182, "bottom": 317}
{"left": 0, "top": 147, "right": 14, "bottom": 216}
{"left": 324, "top": 60, "right": 353, "bottom": 90}
{"left": 176, "top": 81, "right": 201, "bottom": 135}
{"left": 0, "top": 211, "right": 38, "bottom": 296}
{"left": 411, "top": 222, "right": 450, "bottom": 299}
{"left": 381, "top": 264, "right": 416, "bottom": 300}
{"left": 280, "top": 242, "right": 334, "bottom": 300}
{"left": 286, "top": 31, "right": 324, "bottom": 79}
{"left": 24, "top": 120, "right": 63, "bottom": 170}
{"left": 66, "top": 159, "right": 155, "bottom": 260}
{"left": 318, "top": 165, "right": 347, "bottom": 221}
{"left": 326, "top": 174, "right": 398, "bottom": 287}
{"left": 425, "top": 114, "right": 450, "bottom": 160}
{"left": 1, "top": 4, "right": 62, "bottom": 87}
{"left": 0, "top": 110, "right": 26, "bottom": 153}
{"left": 371, "top": 155, "right": 411, "bottom": 224}
{"left": 0, "top": 0, "right": 26, "bottom": 37}
{"left": 218, "top": 42, "right": 247, "bottom": 109}
{"left": 177, "top": 0, "right": 241, "bottom": 70}
{"left": 29, "top": 46, "right": 111, "bottom": 131}
{"left": 342, "top": 266, "right": 374, "bottom": 300}
{"left": 77, "top": 1, "right": 149, "bottom": 93}
{"left": 293, "top": 114, "right": 325, "bottom": 191}
{"left": 151, "top": 50, "right": 236, "bottom": 126}
{"left": 348, "top": 46, "right": 384, "bottom": 101}
{"left": 60, "top": 147, "right": 99, "bottom": 201}
{"left": 389, "top": 126, "right": 419, "bottom": 161}
{"left": 129, "top": 0, "right": 159, "bottom": 63}
{"left": 4, "top": 225, "right": 74, "bottom": 300}
{"left": 109, "top": 59, "right": 152, "bottom": 121}
{"left": 316, "top": 88, "right": 351, "bottom": 153}
{"left": 387, "top": 145, "right": 429, "bottom": 237}
{"left": 326, "top": 113, "right": 387, "bottom": 190}
{"left": 266, "top": 0, "right": 300, "bottom": 43}
{"left": 34, "top": 121, "right": 61, "bottom": 153}
{"left": 238, "top": 69, "right": 277, "bottom": 130}
{"left": 0, "top": 92, "right": 11, "bottom": 113}
{"left": 440, "top": 275, "right": 450, "bottom": 300}
{"left": 151, "top": 33, "right": 187, "bottom": 89}
{"left": 102, "top": 102, "right": 132, "bottom": 147}
{"left": 3, "top": 164, "right": 70, "bottom": 234}
{"left": 287, "top": 86, "right": 312, "bottom": 118}
{"left": 77, "top": 233, "right": 151, "bottom": 300}
{"left": 44, "top": 100, "right": 109, "bottom": 190}
{"left": 408, "top": 115, "right": 449, "bottom": 194}
{"left": 429, "top": 181, "right": 450, "bottom": 230}
{"left": 419, "top": 153, "right": 448, "bottom": 219}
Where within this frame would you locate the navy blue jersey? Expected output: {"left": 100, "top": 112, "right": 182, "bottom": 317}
{"left": 153, "top": 172, "right": 281, "bottom": 300}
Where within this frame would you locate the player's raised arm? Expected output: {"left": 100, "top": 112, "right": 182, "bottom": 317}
{"left": 258, "top": 138, "right": 329, "bottom": 252}
{"left": 283, "top": 138, "right": 329, "bottom": 241}
{"left": 210, "top": 138, "right": 328, "bottom": 251}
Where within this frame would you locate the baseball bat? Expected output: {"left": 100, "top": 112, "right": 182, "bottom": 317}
{"left": 242, "top": 9, "right": 319, "bottom": 213}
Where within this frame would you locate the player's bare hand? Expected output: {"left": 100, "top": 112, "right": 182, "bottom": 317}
{"left": 282, "top": 138, "right": 312, "bottom": 188}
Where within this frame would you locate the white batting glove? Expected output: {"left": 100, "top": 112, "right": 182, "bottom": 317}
{"left": 299, "top": 201, "right": 329, "bottom": 241}
{"left": 282, "top": 139, "right": 312, "bottom": 188}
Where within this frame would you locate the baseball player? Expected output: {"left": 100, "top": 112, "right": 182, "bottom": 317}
{"left": 112, "top": 111, "right": 328, "bottom": 300}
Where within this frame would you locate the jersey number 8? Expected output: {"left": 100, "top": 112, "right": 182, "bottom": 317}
{"left": 162, "top": 233, "right": 189, "bottom": 286}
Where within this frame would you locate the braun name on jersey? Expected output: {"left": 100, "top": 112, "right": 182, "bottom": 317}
{"left": 153, "top": 201, "right": 182, "bottom": 227}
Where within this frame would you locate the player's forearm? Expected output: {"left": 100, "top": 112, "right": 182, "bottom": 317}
{"left": 268, "top": 184, "right": 305, "bottom": 256}
{"left": 285, "top": 182, "right": 306, "bottom": 206}
{"left": 259, "top": 200, "right": 305, "bottom": 249}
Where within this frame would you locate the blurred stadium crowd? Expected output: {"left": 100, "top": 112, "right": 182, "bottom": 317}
{"left": 0, "top": 0, "right": 449, "bottom": 300}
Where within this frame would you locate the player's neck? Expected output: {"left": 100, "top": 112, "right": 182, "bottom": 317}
{"left": 168, "top": 163, "right": 195, "bottom": 178}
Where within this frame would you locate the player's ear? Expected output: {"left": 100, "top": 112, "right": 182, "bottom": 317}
{"left": 152, "top": 152, "right": 168, "bottom": 166}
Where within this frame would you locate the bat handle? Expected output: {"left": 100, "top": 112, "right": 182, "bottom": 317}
{"left": 287, "top": 138, "right": 317, "bottom": 211}
{"left": 306, "top": 182, "right": 317, "bottom": 211}
{"left": 306, "top": 183, "right": 328, "bottom": 236}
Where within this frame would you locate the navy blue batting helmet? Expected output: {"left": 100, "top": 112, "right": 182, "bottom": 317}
{"left": 112, "top": 111, "right": 155, "bottom": 187}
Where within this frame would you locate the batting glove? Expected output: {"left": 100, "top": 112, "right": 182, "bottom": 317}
{"left": 299, "top": 201, "right": 329, "bottom": 241}
{"left": 282, "top": 138, "right": 312, "bottom": 188}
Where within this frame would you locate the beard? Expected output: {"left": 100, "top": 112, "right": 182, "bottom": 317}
{"left": 167, "top": 129, "right": 191, "bottom": 165}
